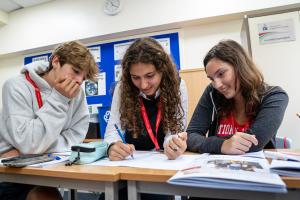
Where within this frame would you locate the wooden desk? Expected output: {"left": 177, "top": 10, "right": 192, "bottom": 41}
{"left": 119, "top": 150, "right": 300, "bottom": 200}
{"left": 0, "top": 164, "right": 121, "bottom": 200}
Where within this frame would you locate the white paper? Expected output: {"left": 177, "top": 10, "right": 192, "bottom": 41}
{"left": 97, "top": 72, "right": 106, "bottom": 95}
{"left": 241, "top": 150, "right": 265, "bottom": 159}
{"left": 156, "top": 38, "right": 171, "bottom": 54}
{"left": 30, "top": 156, "right": 69, "bottom": 168}
{"left": 114, "top": 64, "right": 122, "bottom": 81}
{"left": 88, "top": 151, "right": 205, "bottom": 170}
{"left": 88, "top": 46, "right": 101, "bottom": 62}
{"left": 114, "top": 42, "right": 133, "bottom": 60}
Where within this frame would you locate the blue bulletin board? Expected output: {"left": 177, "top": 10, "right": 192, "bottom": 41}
{"left": 24, "top": 32, "right": 181, "bottom": 108}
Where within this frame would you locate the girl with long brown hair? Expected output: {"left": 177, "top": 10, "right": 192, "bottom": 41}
{"left": 187, "top": 39, "right": 288, "bottom": 155}
{"left": 105, "top": 37, "right": 188, "bottom": 161}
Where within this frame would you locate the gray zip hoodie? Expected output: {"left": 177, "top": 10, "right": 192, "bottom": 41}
{"left": 187, "top": 84, "right": 288, "bottom": 154}
{"left": 0, "top": 61, "right": 89, "bottom": 155}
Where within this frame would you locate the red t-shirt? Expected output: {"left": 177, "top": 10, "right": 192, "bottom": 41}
{"left": 216, "top": 112, "right": 252, "bottom": 137}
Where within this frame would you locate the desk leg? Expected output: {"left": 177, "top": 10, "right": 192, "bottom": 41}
{"left": 128, "top": 181, "right": 140, "bottom": 200}
{"left": 105, "top": 182, "right": 118, "bottom": 200}
{"left": 68, "top": 189, "right": 77, "bottom": 200}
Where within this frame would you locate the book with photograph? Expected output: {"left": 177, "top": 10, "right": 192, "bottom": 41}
{"left": 168, "top": 154, "right": 287, "bottom": 193}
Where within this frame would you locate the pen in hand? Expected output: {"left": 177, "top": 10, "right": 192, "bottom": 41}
{"left": 114, "top": 124, "right": 134, "bottom": 159}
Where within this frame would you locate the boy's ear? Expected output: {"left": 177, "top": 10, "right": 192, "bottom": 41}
{"left": 51, "top": 55, "right": 60, "bottom": 69}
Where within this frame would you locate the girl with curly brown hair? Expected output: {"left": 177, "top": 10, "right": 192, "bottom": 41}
{"left": 104, "top": 37, "right": 188, "bottom": 161}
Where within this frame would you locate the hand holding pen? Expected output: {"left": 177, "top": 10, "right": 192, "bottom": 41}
{"left": 107, "top": 124, "right": 135, "bottom": 161}
{"left": 164, "top": 132, "right": 187, "bottom": 160}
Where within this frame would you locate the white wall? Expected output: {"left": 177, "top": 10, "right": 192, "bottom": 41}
{"left": 180, "top": 19, "right": 243, "bottom": 69}
{"left": 0, "top": 0, "right": 300, "bottom": 56}
{"left": 248, "top": 11, "right": 300, "bottom": 148}
{"left": 0, "top": 55, "right": 23, "bottom": 107}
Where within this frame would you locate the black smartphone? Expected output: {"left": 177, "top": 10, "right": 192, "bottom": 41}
{"left": 1, "top": 154, "right": 54, "bottom": 167}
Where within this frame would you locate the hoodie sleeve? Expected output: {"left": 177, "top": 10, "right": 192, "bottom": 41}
{"left": 45, "top": 89, "right": 89, "bottom": 153}
{"left": 1, "top": 77, "right": 88, "bottom": 154}
{"left": 249, "top": 86, "right": 289, "bottom": 152}
{"left": 186, "top": 85, "right": 225, "bottom": 153}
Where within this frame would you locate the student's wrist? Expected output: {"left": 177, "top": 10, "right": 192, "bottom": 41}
{"left": 106, "top": 142, "right": 115, "bottom": 156}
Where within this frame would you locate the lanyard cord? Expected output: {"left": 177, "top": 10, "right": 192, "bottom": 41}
{"left": 25, "top": 71, "right": 43, "bottom": 108}
{"left": 139, "top": 97, "right": 162, "bottom": 150}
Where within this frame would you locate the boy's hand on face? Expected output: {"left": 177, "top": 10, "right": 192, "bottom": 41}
{"left": 54, "top": 76, "right": 80, "bottom": 98}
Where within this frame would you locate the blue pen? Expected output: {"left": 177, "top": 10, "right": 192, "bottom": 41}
{"left": 114, "top": 124, "right": 126, "bottom": 143}
{"left": 48, "top": 154, "right": 61, "bottom": 160}
{"left": 114, "top": 124, "right": 134, "bottom": 159}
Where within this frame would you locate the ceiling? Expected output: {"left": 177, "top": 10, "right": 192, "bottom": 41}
{"left": 0, "top": 0, "right": 56, "bottom": 13}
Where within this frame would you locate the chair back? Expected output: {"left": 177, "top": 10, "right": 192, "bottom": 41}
{"left": 275, "top": 136, "right": 292, "bottom": 149}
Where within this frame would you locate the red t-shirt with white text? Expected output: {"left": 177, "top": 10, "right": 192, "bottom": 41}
{"left": 216, "top": 112, "right": 252, "bottom": 137}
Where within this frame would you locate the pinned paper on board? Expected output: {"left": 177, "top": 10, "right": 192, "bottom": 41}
{"left": 114, "top": 42, "right": 133, "bottom": 60}
{"left": 156, "top": 38, "right": 171, "bottom": 54}
{"left": 114, "top": 64, "right": 122, "bottom": 81}
{"left": 258, "top": 19, "right": 296, "bottom": 45}
{"left": 85, "top": 80, "right": 98, "bottom": 96}
{"left": 88, "top": 46, "right": 101, "bottom": 62}
{"left": 32, "top": 55, "right": 49, "bottom": 63}
{"left": 97, "top": 72, "right": 106, "bottom": 96}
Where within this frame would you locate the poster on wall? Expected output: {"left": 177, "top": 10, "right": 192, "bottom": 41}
{"left": 32, "top": 55, "right": 49, "bottom": 63}
{"left": 258, "top": 19, "right": 296, "bottom": 45}
{"left": 114, "top": 41, "right": 133, "bottom": 60}
{"left": 114, "top": 64, "right": 122, "bottom": 81}
{"left": 88, "top": 46, "right": 101, "bottom": 62}
{"left": 97, "top": 72, "right": 106, "bottom": 96}
{"left": 85, "top": 80, "right": 98, "bottom": 96}
{"left": 157, "top": 38, "right": 171, "bottom": 54}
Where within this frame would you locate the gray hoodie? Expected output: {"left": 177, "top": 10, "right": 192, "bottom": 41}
{"left": 187, "top": 84, "right": 288, "bottom": 154}
{"left": 0, "top": 61, "right": 89, "bottom": 155}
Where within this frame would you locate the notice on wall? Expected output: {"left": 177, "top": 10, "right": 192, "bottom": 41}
{"left": 258, "top": 19, "right": 296, "bottom": 45}
{"left": 114, "top": 42, "right": 133, "bottom": 60}
{"left": 85, "top": 80, "right": 98, "bottom": 96}
{"left": 32, "top": 55, "right": 49, "bottom": 63}
{"left": 114, "top": 64, "right": 122, "bottom": 81}
{"left": 88, "top": 46, "right": 101, "bottom": 62}
{"left": 97, "top": 72, "right": 106, "bottom": 96}
{"left": 156, "top": 38, "right": 171, "bottom": 54}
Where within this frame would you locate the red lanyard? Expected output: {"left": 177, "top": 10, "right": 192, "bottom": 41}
{"left": 25, "top": 71, "right": 43, "bottom": 108}
{"left": 139, "top": 97, "right": 162, "bottom": 150}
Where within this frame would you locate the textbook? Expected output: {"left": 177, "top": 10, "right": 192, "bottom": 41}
{"left": 168, "top": 154, "right": 287, "bottom": 193}
{"left": 270, "top": 159, "right": 300, "bottom": 177}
